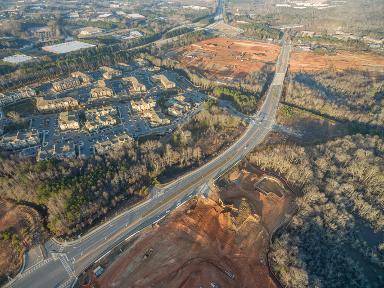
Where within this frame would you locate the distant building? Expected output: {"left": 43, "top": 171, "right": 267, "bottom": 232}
{"left": 3, "top": 54, "right": 33, "bottom": 64}
{"left": 42, "top": 41, "right": 95, "bottom": 54}
{"left": 36, "top": 97, "right": 79, "bottom": 112}
{"left": 30, "top": 26, "right": 58, "bottom": 42}
{"left": 152, "top": 74, "right": 176, "bottom": 89}
{"left": 0, "top": 129, "right": 39, "bottom": 150}
{"left": 59, "top": 111, "right": 80, "bottom": 131}
{"left": 126, "top": 13, "right": 146, "bottom": 20}
{"left": 123, "top": 77, "right": 147, "bottom": 92}
{"left": 78, "top": 26, "right": 103, "bottom": 37}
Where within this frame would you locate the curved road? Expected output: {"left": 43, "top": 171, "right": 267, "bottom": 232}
{"left": 9, "top": 28, "right": 291, "bottom": 288}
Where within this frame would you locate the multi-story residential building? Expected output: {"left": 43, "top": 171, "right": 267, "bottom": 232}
{"left": 0, "top": 129, "right": 39, "bottom": 150}
{"left": 123, "top": 77, "right": 147, "bottom": 92}
{"left": 84, "top": 106, "right": 118, "bottom": 132}
{"left": 0, "top": 87, "right": 36, "bottom": 107}
{"left": 100, "top": 66, "right": 122, "bottom": 80}
{"left": 90, "top": 87, "right": 114, "bottom": 99}
{"left": 71, "top": 71, "right": 92, "bottom": 84}
{"left": 152, "top": 74, "right": 176, "bottom": 89}
{"left": 36, "top": 97, "right": 79, "bottom": 112}
{"left": 52, "top": 77, "right": 81, "bottom": 92}
{"left": 94, "top": 133, "right": 132, "bottom": 154}
{"left": 59, "top": 111, "right": 80, "bottom": 131}
{"left": 130, "top": 99, "right": 156, "bottom": 113}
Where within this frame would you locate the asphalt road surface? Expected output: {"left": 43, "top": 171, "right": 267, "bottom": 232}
{"left": 8, "top": 27, "right": 291, "bottom": 288}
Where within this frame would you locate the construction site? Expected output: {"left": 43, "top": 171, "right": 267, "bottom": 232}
{"left": 170, "top": 37, "right": 280, "bottom": 83}
{"left": 81, "top": 162, "right": 296, "bottom": 288}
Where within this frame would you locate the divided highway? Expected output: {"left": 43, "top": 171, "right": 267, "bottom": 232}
{"left": 9, "top": 37, "right": 291, "bottom": 288}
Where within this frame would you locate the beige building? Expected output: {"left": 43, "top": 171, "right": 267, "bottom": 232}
{"left": 100, "top": 66, "right": 122, "bottom": 80}
{"left": 153, "top": 74, "right": 176, "bottom": 89}
{"left": 123, "top": 77, "right": 147, "bottom": 92}
{"left": 71, "top": 71, "right": 92, "bottom": 84}
{"left": 36, "top": 97, "right": 79, "bottom": 112}
{"left": 94, "top": 133, "right": 133, "bottom": 154}
{"left": 52, "top": 77, "right": 81, "bottom": 92}
{"left": 130, "top": 99, "right": 156, "bottom": 113}
{"left": 85, "top": 106, "right": 118, "bottom": 132}
{"left": 59, "top": 111, "right": 80, "bottom": 131}
{"left": 90, "top": 87, "right": 114, "bottom": 99}
{"left": 0, "top": 130, "right": 39, "bottom": 150}
{"left": 141, "top": 110, "right": 170, "bottom": 127}
{"left": 37, "top": 140, "right": 76, "bottom": 161}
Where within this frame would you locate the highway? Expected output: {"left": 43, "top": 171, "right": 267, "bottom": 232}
{"left": 8, "top": 5, "right": 291, "bottom": 288}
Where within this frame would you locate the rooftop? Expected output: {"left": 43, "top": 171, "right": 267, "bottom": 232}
{"left": 3, "top": 54, "right": 33, "bottom": 64}
{"left": 42, "top": 41, "right": 95, "bottom": 54}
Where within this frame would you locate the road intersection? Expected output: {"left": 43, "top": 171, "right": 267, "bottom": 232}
{"left": 8, "top": 1, "right": 292, "bottom": 286}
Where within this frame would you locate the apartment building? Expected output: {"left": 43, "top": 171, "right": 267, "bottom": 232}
{"left": 59, "top": 111, "right": 80, "bottom": 131}
{"left": 94, "top": 133, "right": 132, "bottom": 154}
{"left": 84, "top": 106, "right": 118, "bottom": 132}
{"left": 152, "top": 74, "right": 176, "bottom": 89}
{"left": 36, "top": 97, "right": 79, "bottom": 112}
{"left": 0, "top": 129, "right": 39, "bottom": 150}
{"left": 123, "top": 77, "right": 147, "bottom": 92}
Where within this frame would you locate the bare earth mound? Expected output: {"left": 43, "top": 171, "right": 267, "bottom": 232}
{"left": 0, "top": 199, "right": 42, "bottom": 283}
{"left": 290, "top": 51, "right": 384, "bottom": 73}
{"left": 97, "top": 164, "right": 295, "bottom": 288}
{"left": 171, "top": 37, "right": 280, "bottom": 82}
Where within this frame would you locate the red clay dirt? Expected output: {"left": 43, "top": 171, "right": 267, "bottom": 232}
{"left": 171, "top": 37, "right": 280, "bottom": 82}
{"left": 96, "top": 163, "right": 295, "bottom": 288}
{"left": 0, "top": 199, "right": 42, "bottom": 282}
{"left": 289, "top": 50, "right": 384, "bottom": 73}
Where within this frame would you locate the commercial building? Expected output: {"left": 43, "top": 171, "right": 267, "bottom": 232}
{"left": 152, "top": 74, "right": 176, "bottom": 89}
{"left": 59, "top": 111, "right": 80, "bottom": 131}
{"left": 94, "top": 133, "right": 133, "bottom": 154}
{"left": 84, "top": 106, "right": 118, "bottom": 132}
{"left": 30, "top": 26, "right": 58, "bottom": 42}
{"left": 3, "top": 54, "right": 34, "bottom": 64}
{"left": 36, "top": 97, "right": 79, "bottom": 112}
{"left": 123, "top": 77, "right": 147, "bottom": 92}
{"left": 42, "top": 41, "right": 95, "bottom": 54}
{"left": 0, "top": 129, "right": 39, "bottom": 150}
{"left": 78, "top": 26, "right": 103, "bottom": 36}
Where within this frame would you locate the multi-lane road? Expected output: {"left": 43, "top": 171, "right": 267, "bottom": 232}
{"left": 8, "top": 3, "right": 291, "bottom": 286}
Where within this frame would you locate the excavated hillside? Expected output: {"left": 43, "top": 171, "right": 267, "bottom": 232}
{"left": 97, "top": 163, "right": 296, "bottom": 288}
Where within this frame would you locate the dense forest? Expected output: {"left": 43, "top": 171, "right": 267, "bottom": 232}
{"left": 283, "top": 70, "right": 384, "bottom": 127}
{"left": 249, "top": 134, "right": 384, "bottom": 287}
{"left": 0, "top": 103, "right": 243, "bottom": 237}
